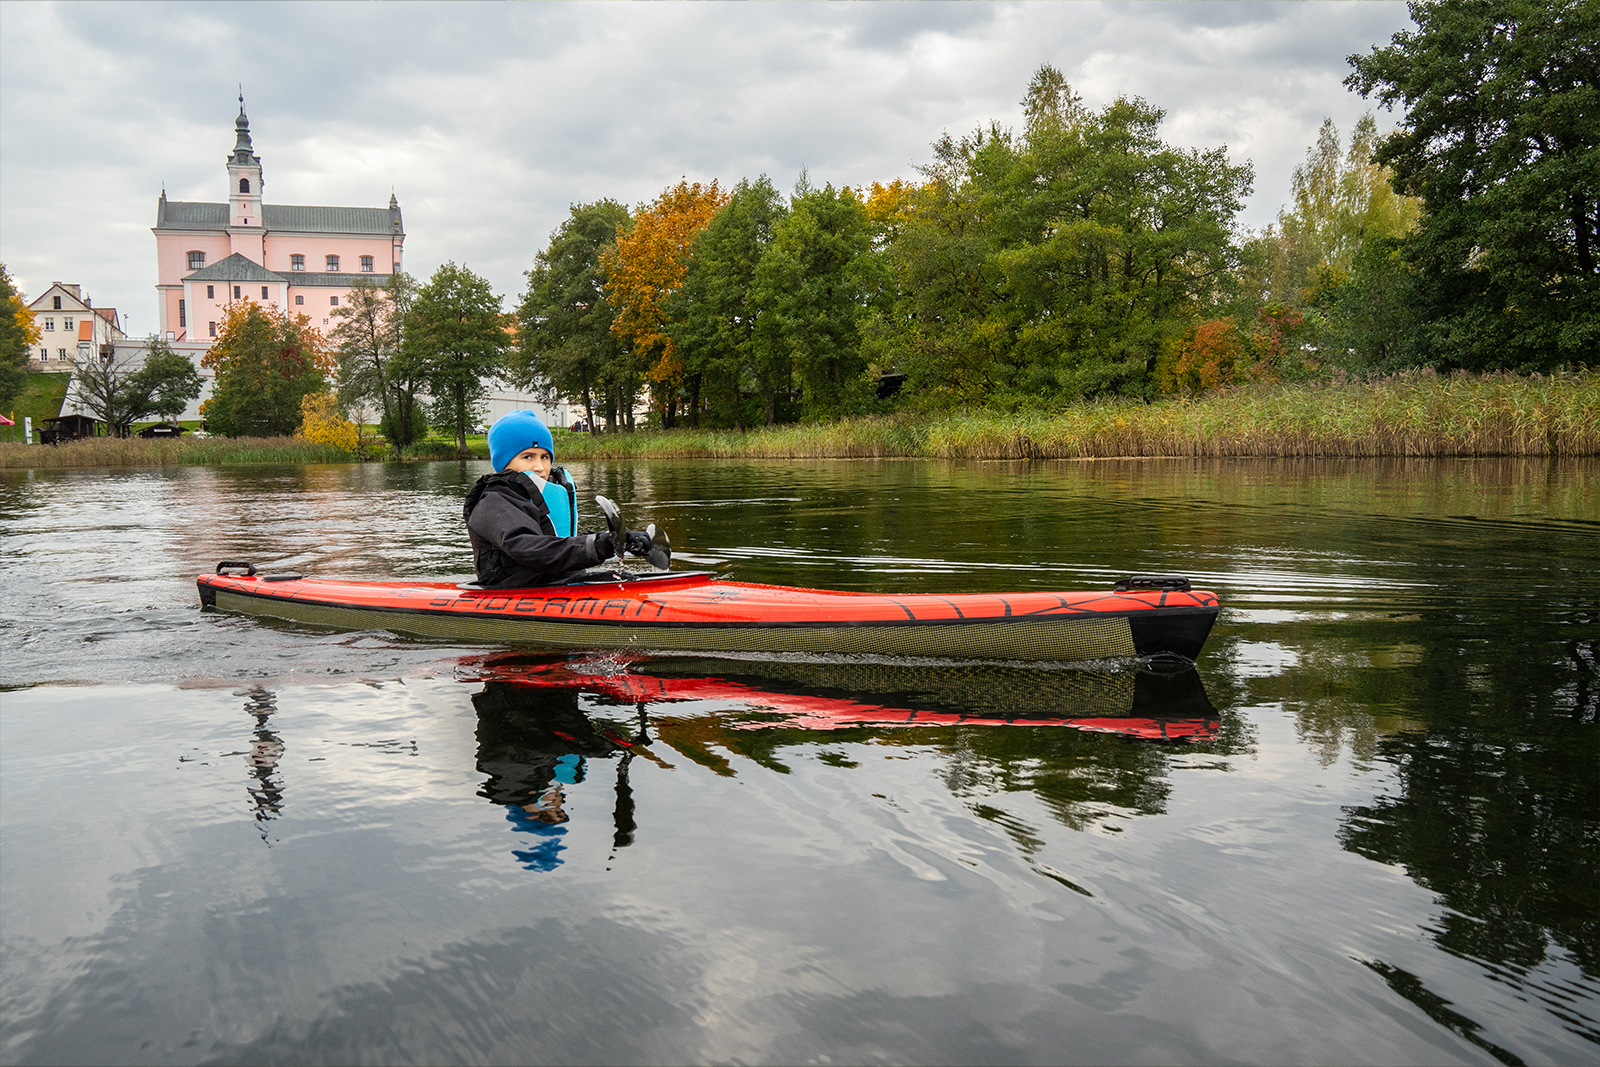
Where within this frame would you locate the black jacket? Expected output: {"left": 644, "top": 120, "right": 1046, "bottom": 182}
{"left": 464, "top": 470, "right": 602, "bottom": 588}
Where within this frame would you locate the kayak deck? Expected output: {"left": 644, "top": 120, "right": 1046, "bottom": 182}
{"left": 197, "top": 569, "right": 1219, "bottom": 663}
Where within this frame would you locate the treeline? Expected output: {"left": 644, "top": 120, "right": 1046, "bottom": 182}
{"left": 510, "top": 1, "right": 1595, "bottom": 431}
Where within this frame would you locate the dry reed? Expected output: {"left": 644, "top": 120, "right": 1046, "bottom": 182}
{"left": 0, "top": 435, "right": 351, "bottom": 470}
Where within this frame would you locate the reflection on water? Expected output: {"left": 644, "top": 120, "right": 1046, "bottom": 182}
{"left": 0, "top": 457, "right": 1595, "bottom": 1065}
{"left": 241, "top": 687, "right": 286, "bottom": 839}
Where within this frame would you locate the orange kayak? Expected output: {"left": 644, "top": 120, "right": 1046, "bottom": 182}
{"left": 197, "top": 564, "right": 1218, "bottom": 663}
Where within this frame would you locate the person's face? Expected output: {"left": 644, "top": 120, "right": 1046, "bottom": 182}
{"left": 504, "top": 446, "right": 552, "bottom": 479}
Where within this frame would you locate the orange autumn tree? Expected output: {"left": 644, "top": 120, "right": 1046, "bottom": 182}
{"left": 601, "top": 180, "right": 727, "bottom": 426}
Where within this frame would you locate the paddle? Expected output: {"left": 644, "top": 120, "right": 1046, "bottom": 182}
{"left": 593, "top": 495, "right": 671, "bottom": 570}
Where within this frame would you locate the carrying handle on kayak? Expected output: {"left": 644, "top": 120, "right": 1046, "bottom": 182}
{"left": 1114, "top": 574, "right": 1191, "bottom": 592}
{"left": 216, "top": 560, "right": 257, "bottom": 576}
{"left": 594, "top": 496, "right": 626, "bottom": 562}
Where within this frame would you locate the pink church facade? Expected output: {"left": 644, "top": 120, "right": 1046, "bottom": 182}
{"left": 152, "top": 103, "right": 404, "bottom": 344}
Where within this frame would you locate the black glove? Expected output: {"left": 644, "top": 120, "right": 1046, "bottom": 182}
{"left": 593, "top": 529, "right": 617, "bottom": 561}
{"left": 623, "top": 529, "right": 653, "bottom": 557}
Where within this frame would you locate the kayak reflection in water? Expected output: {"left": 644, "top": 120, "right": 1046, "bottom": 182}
{"left": 471, "top": 678, "right": 642, "bottom": 872}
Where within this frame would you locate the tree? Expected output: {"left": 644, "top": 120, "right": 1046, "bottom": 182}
{"left": 1347, "top": 0, "right": 1600, "bottom": 369}
{"left": 752, "top": 178, "right": 876, "bottom": 419}
{"left": 330, "top": 272, "right": 424, "bottom": 448}
{"left": 70, "top": 336, "right": 204, "bottom": 436}
{"left": 513, "top": 200, "right": 631, "bottom": 435}
{"left": 668, "top": 177, "right": 788, "bottom": 427}
{"left": 203, "top": 302, "right": 333, "bottom": 437}
{"left": 0, "top": 263, "right": 41, "bottom": 411}
{"left": 297, "top": 391, "right": 358, "bottom": 453}
{"left": 1259, "top": 115, "right": 1422, "bottom": 307}
{"left": 863, "top": 66, "right": 1253, "bottom": 406}
{"left": 601, "top": 180, "right": 728, "bottom": 427}
{"left": 406, "top": 262, "right": 506, "bottom": 455}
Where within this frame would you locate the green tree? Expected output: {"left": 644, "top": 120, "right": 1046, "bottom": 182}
{"left": 0, "top": 263, "right": 40, "bottom": 411}
{"left": 407, "top": 262, "right": 507, "bottom": 456}
{"left": 203, "top": 302, "right": 333, "bottom": 437}
{"left": 669, "top": 176, "right": 787, "bottom": 428}
{"left": 1347, "top": 0, "right": 1600, "bottom": 368}
{"left": 513, "top": 200, "right": 631, "bottom": 435}
{"left": 752, "top": 176, "right": 875, "bottom": 420}
{"left": 864, "top": 66, "right": 1252, "bottom": 406}
{"left": 330, "top": 272, "right": 424, "bottom": 448}
{"left": 997, "top": 83, "right": 1253, "bottom": 399}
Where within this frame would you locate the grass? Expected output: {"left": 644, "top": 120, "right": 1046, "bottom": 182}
{"left": 0, "top": 435, "right": 354, "bottom": 469}
{"left": 552, "top": 369, "right": 1600, "bottom": 461}
{"left": 3, "top": 369, "right": 1594, "bottom": 468}
{"left": 1, "top": 373, "right": 72, "bottom": 444}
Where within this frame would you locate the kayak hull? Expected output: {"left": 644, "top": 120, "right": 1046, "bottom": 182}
{"left": 198, "top": 571, "right": 1219, "bottom": 663}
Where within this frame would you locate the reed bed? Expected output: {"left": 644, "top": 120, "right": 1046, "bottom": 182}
{"left": 3, "top": 370, "right": 1593, "bottom": 468}
{"left": 0, "top": 435, "right": 352, "bottom": 469}
{"left": 557, "top": 369, "right": 1599, "bottom": 461}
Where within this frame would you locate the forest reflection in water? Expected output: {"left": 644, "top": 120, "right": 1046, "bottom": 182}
{"left": 0, "top": 456, "right": 1594, "bottom": 1064}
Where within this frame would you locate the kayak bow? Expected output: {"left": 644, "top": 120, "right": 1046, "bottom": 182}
{"left": 197, "top": 564, "right": 1218, "bottom": 663}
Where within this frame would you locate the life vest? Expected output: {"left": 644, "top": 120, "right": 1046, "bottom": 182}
{"left": 524, "top": 467, "right": 577, "bottom": 536}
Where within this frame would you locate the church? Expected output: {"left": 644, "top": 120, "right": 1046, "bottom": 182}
{"left": 152, "top": 100, "right": 405, "bottom": 343}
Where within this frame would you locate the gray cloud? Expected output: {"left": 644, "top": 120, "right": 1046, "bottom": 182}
{"left": 0, "top": 0, "right": 1412, "bottom": 335}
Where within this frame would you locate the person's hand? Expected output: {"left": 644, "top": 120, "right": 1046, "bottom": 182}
{"left": 624, "top": 529, "right": 654, "bottom": 557}
{"left": 593, "top": 529, "right": 616, "bottom": 560}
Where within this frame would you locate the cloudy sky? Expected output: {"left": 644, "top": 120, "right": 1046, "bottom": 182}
{"left": 1, "top": 0, "right": 1413, "bottom": 334}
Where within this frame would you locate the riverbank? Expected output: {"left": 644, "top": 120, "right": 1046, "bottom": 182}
{"left": 3, "top": 369, "right": 1594, "bottom": 468}
{"left": 0, "top": 435, "right": 350, "bottom": 469}
{"left": 560, "top": 369, "right": 1599, "bottom": 460}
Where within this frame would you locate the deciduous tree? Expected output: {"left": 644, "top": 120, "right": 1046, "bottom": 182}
{"left": 601, "top": 180, "right": 727, "bottom": 427}
{"left": 330, "top": 272, "right": 423, "bottom": 448}
{"left": 406, "top": 262, "right": 506, "bottom": 455}
{"left": 668, "top": 177, "right": 787, "bottom": 427}
{"left": 0, "top": 263, "right": 40, "bottom": 411}
{"left": 752, "top": 177, "right": 875, "bottom": 419}
{"left": 514, "top": 200, "right": 631, "bottom": 434}
{"left": 203, "top": 302, "right": 333, "bottom": 437}
{"left": 72, "top": 336, "right": 204, "bottom": 436}
{"left": 1347, "top": 0, "right": 1600, "bottom": 368}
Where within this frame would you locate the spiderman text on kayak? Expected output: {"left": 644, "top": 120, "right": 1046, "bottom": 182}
{"left": 463, "top": 410, "right": 669, "bottom": 588}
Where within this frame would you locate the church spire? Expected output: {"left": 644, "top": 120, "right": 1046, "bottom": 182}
{"left": 232, "top": 92, "right": 258, "bottom": 166}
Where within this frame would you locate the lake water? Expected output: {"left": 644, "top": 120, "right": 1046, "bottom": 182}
{"left": 1, "top": 457, "right": 1595, "bottom": 1066}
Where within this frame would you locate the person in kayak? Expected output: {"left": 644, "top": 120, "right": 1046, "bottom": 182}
{"left": 464, "top": 410, "right": 655, "bottom": 587}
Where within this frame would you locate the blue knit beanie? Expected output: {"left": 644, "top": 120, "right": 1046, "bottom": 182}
{"left": 488, "top": 410, "right": 555, "bottom": 471}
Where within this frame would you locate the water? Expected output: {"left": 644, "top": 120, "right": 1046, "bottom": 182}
{"left": 1, "top": 457, "right": 1595, "bottom": 1066}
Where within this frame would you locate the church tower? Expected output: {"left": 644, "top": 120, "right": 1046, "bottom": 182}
{"left": 227, "top": 96, "right": 263, "bottom": 229}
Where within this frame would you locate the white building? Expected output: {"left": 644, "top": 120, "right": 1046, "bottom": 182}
{"left": 26, "top": 282, "right": 125, "bottom": 371}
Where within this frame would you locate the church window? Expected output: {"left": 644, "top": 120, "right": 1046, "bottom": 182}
{"left": 206, "top": 285, "right": 215, "bottom": 299}
{"left": 239, "top": 178, "right": 250, "bottom": 194}
{"left": 63, "top": 317, "right": 73, "bottom": 330}
{"left": 295, "top": 295, "right": 304, "bottom": 305}
{"left": 291, "top": 254, "right": 304, "bottom": 271}
{"left": 360, "top": 256, "right": 374, "bottom": 272}
{"left": 178, "top": 300, "right": 186, "bottom": 327}
{"left": 188, "top": 251, "right": 206, "bottom": 270}
{"left": 39, "top": 348, "right": 48, "bottom": 360}
{"left": 209, "top": 322, "right": 217, "bottom": 338}
{"left": 326, "top": 255, "right": 340, "bottom": 272}
{"left": 233, "top": 286, "right": 241, "bottom": 300}
{"left": 393, "top": 262, "right": 401, "bottom": 273}
{"left": 58, "top": 349, "right": 67, "bottom": 359}
{"left": 43, "top": 318, "right": 53, "bottom": 331}
{"left": 330, "top": 296, "right": 339, "bottom": 306}
{"left": 53, "top": 296, "right": 61, "bottom": 309}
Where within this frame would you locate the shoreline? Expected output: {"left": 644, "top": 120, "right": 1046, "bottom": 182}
{"left": 4, "top": 370, "right": 1595, "bottom": 469}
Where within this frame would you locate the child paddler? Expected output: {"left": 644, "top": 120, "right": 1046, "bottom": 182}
{"left": 464, "top": 410, "right": 656, "bottom": 588}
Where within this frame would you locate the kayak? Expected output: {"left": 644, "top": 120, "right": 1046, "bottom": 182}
{"left": 197, "top": 563, "right": 1219, "bottom": 663}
